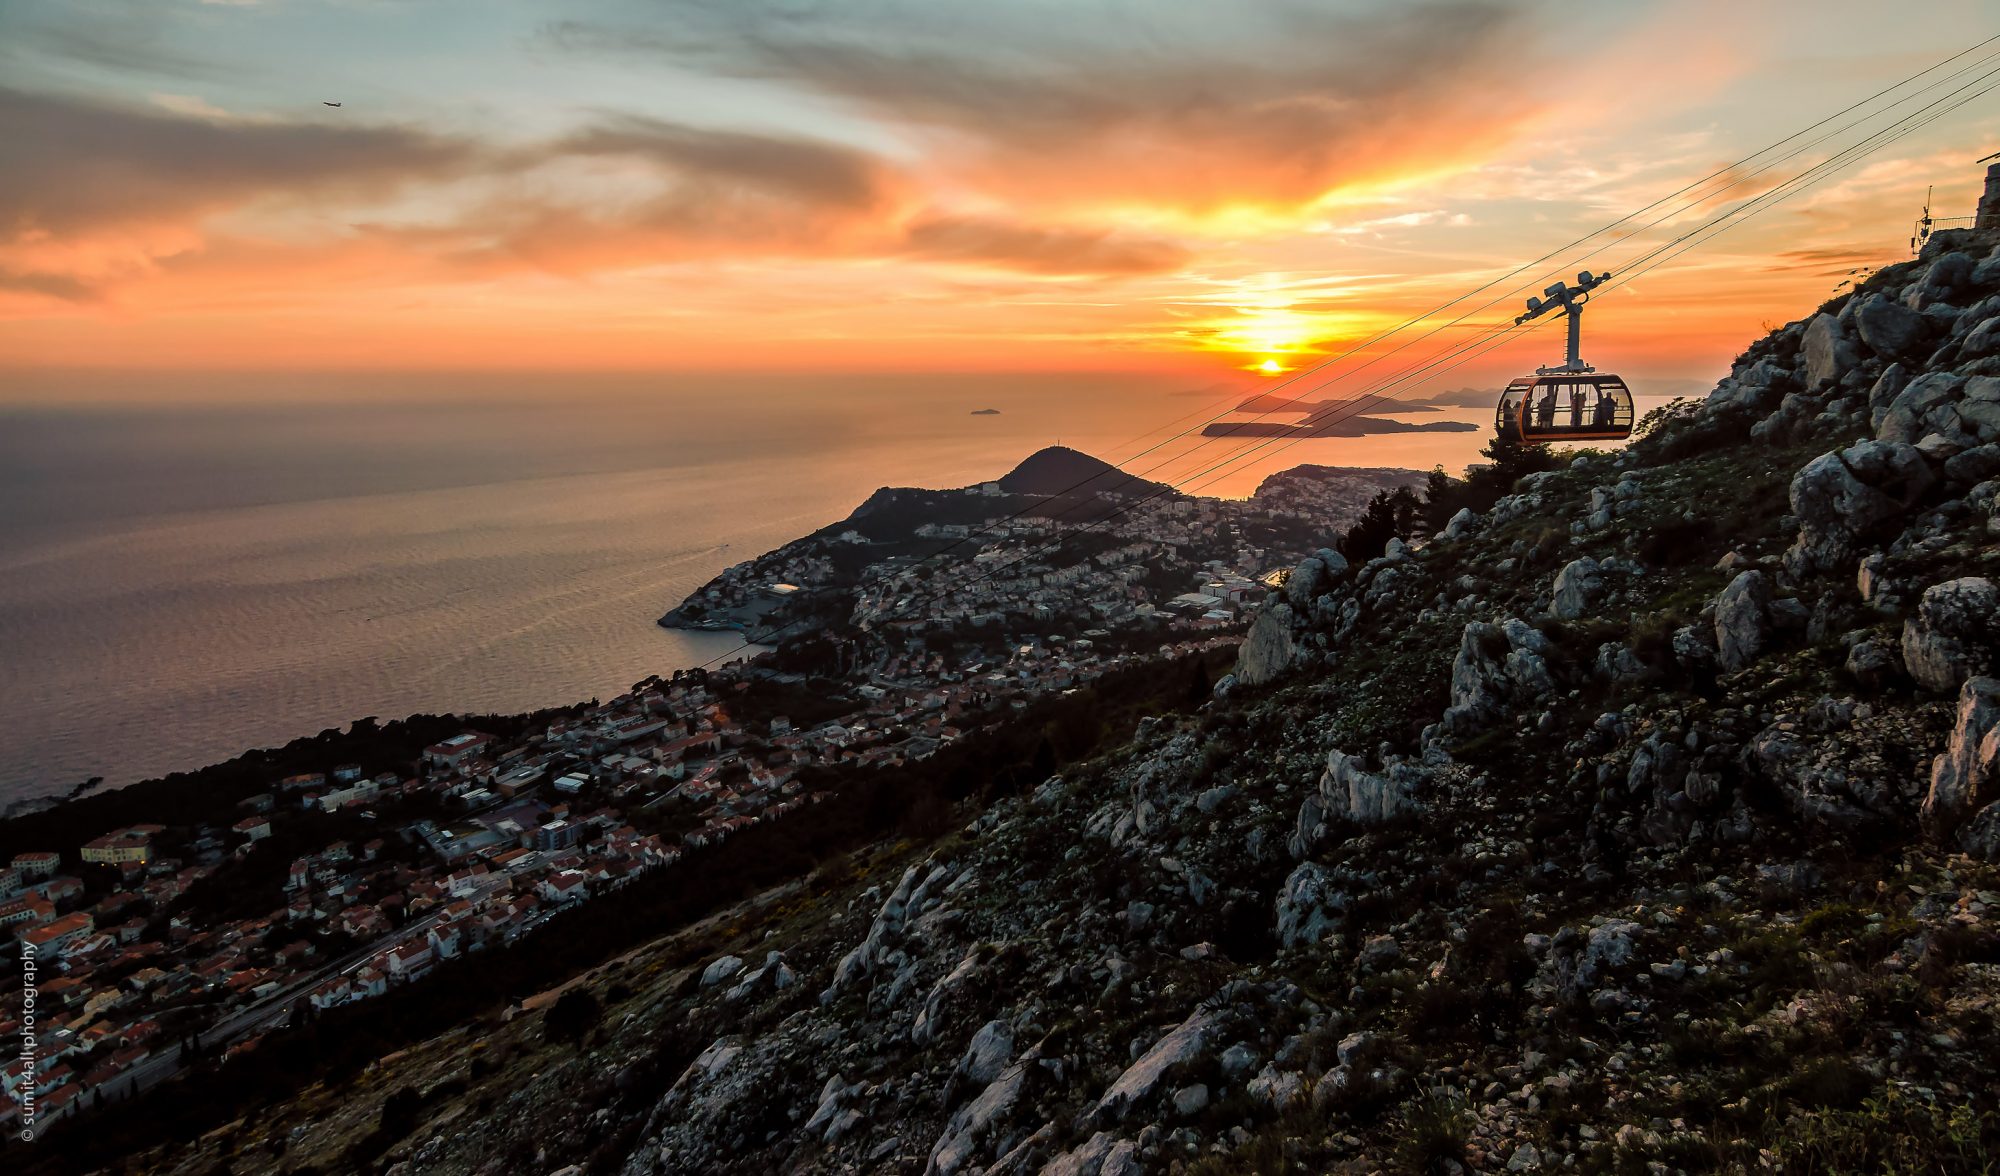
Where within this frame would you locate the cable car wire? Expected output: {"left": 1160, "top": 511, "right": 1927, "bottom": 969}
{"left": 682, "top": 39, "right": 2000, "bottom": 672}
{"left": 721, "top": 33, "right": 2000, "bottom": 598}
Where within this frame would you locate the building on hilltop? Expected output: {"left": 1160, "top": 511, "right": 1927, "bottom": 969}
{"left": 80, "top": 826, "right": 163, "bottom": 867}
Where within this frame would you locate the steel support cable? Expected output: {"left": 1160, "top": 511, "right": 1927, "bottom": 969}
{"left": 867, "top": 67, "right": 2000, "bottom": 616}
{"left": 716, "top": 35, "right": 2000, "bottom": 596}
{"left": 689, "top": 47, "right": 2000, "bottom": 669}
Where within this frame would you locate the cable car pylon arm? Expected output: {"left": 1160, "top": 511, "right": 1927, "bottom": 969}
{"left": 1515, "top": 271, "right": 1610, "bottom": 375}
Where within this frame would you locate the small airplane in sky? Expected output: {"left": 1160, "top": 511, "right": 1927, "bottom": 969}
{"left": 322, "top": 100, "right": 342, "bottom": 107}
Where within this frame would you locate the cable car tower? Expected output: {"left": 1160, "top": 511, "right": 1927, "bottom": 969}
{"left": 1493, "top": 270, "right": 1635, "bottom": 444}
{"left": 1517, "top": 270, "right": 1609, "bottom": 374}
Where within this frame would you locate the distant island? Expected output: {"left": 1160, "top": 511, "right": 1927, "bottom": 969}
{"left": 969, "top": 407, "right": 1001, "bottom": 415}
{"left": 1201, "top": 416, "right": 1480, "bottom": 437}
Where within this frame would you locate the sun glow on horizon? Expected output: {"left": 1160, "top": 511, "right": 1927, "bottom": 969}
{"left": 1, "top": 2, "right": 1995, "bottom": 390}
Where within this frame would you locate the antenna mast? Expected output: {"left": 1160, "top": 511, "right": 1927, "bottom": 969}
{"left": 1514, "top": 271, "right": 1609, "bottom": 375}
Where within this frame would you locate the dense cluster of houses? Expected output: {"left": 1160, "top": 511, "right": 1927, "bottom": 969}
{"left": 1, "top": 832, "right": 206, "bottom": 1127}
{"left": 852, "top": 497, "right": 1272, "bottom": 634}
{"left": 0, "top": 481, "right": 1342, "bottom": 1135}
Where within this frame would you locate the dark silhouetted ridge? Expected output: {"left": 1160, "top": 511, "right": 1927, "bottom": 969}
{"left": 996, "top": 445, "right": 1166, "bottom": 497}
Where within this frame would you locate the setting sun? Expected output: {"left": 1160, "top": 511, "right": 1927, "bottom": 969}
{"left": 1258, "top": 359, "right": 1284, "bottom": 374}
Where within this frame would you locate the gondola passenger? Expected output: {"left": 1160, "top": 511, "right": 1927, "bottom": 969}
{"left": 1536, "top": 389, "right": 1558, "bottom": 427}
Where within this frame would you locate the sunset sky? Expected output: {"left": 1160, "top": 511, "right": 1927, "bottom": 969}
{"left": 5, "top": 0, "right": 2000, "bottom": 399}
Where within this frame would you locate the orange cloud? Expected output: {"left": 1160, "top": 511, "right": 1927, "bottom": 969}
{"left": 547, "top": 1, "right": 1548, "bottom": 220}
{"left": 0, "top": 81, "right": 1199, "bottom": 320}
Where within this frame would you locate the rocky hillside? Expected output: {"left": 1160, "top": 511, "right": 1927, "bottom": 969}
{"left": 141, "top": 238, "right": 2000, "bottom": 1176}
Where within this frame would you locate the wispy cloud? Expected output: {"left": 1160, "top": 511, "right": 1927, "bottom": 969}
{"left": 543, "top": 1, "right": 1550, "bottom": 219}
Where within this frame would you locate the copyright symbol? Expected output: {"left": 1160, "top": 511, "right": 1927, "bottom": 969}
{"left": 19, "top": 1130, "right": 31, "bottom": 1141}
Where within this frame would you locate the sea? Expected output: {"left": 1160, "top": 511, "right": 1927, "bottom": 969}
{"left": 0, "top": 370, "right": 1582, "bottom": 805}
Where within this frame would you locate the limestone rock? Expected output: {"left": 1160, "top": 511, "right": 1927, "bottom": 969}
{"left": 823, "top": 861, "right": 954, "bottom": 1004}
{"left": 1713, "top": 570, "right": 1774, "bottom": 672}
{"left": 1868, "top": 363, "right": 1911, "bottom": 429}
{"left": 926, "top": 1054, "right": 1032, "bottom": 1175}
{"left": 1902, "top": 578, "right": 2000, "bottom": 692}
{"left": 1443, "top": 507, "right": 1479, "bottom": 540}
{"left": 1963, "top": 801, "right": 2000, "bottom": 861}
{"left": 699, "top": 955, "right": 745, "bottom": 987}
{"left": 1170, "top": 1084, "right": 1209, "bottom": 1117}
{"left": 1923, "top": 676, "right": 2000, "bottom": 839}
{"left": 1093, "top": 1008, "right": 1220, "bottom": 1122}
{"left": 955, "top": 1020, "right": 1016, "bottom": 1089}
{"left": 1786, "top": 440, "right": 1937, "bottom": 577}
{"left": 1234, "top": 604, "right": 1296, "bottom": 688}
{"left": 1946, "top": 443, "right": 2000, "bottom": 487}
{"left": 1275, "top": 862, "right": 1341, "bottom": 948}
{"left": 1801, "top": 312, "right": 1858, "bottom": 388}
{"left": 1246, "top": 1064, "right": 1306, "bottom": 1112}
{"left": 1854, "top": 293, "right": 1926, "bottom": 361}
{"left": 1878, "top": 372, "right": 1965, "bottom": 444}
{"left": 1551, "top": 556, "right": 1605, "bottom": 621}
{"left": 1285, "top": 557, "right": 1326, "bottom": 610}
{"left": 1435, "top": 618, "right": 1556, "bottom": 739}
{"left": 1306, "top": 747, "right": 1423, "bottom": 833}
{"left": 1845, "top": 636, "right": 1902, "bottom": 690}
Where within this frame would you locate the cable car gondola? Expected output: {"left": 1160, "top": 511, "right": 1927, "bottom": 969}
{"left": 1495, "top": 271, "right": 1634, "bottom": 444}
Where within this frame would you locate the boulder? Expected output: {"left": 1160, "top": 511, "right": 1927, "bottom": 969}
{"left": 1275, "top": 862, "right": 1342, "bottom": 947}
{"left": 1037, "top": 1131, "right": 1135, "bottom": 1176}
{"left": 1786, "top": 440, "right": 1937, "bottom": 577}
{"left": 1435, "top": 618, "right": 1556, "bottom": 738}
{"left": 1672, "top": 624, "right": 1717, "bottom": 670}
{"left": 1867, "top": 363, "right": 1910, "bottom": 428}
{"left": 1963, "top": 802, "right": 2000, "bottom": 862}
{"left": 699, "top": 955, "right": 745, "bottom": 987}
{"left": 1906, "top": 250, "right": 1974, "bottom": 309}
{"left": 1877, "top": 372, "right": 1965, "bottom": 444}
{"left": 822, "top": 861, "right": 954, "bottom": 1003}
{"left": 1713, "top": 570, "right": 1774, "bottom": 672}
{"left": 1902, "top": 578, "right": 2000, "bottom": 692}
{"left": 1170, "top": 1084, "right": 1210, "bottom": 1117}
{"left": 723, "top": 951, "right": 797, "bottom": 1002}
{"left": 1246, "top": 1064, "right": 1306, "bottom": 1112}
{"left": 1801, "top": 312, "right": 1858, "bottom": 388}
{"left": 804, "top": 1075, "right": 865, "bottom": 1143}
{"left": 1320, "top": 747, "right": 1421, "bottom": 826}
{"left": 955, "top": 1020, "right": 1016, "bottom": 1089}
{"left": 1093, "top": 1008, "right": 1221, "bottom": 1122}
{"left": 1751, "top": 722, "right": 1899, "bottom": 829}
{"left": 912, "top": 950, "right": 984, "bottom": 1044}
{"left": 1962, "top": 379, "right": 2000, "bottom": 444}
{"left": 1595, "top": 642, "right": 1654, "bottom": 690}
{"left": 1285, "top": 557, "right": 1326, "bottom": 609}
{"left": 1960, "top": 314, "right": 2000, "bottom": 360}
{"left": 1234, "top": 604, "right": 1296, "bottom": 688}
{"left": 1443, "top": 507, "right": 1479, "bottom": 540}
{"left": 1551, "top": 556, "right": 1605, "bottom": 620}
{"left": 1854, "top": 293, "right": 1926, "bottom": 361}
{"left": 1845, "top": 636, "right": 1902, "bottom": 690}
{"left": 1923, "top": 677, "right": 2000, "bottom": 840}
{"left": 1574, "top": 919, "right": 1642, "bottom": 989}
{"left": 926, "top": 1056, "right": 1032, "bottom": 1175}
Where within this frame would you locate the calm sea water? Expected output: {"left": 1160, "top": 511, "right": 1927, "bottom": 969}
{"left": 0, "top": 371, "right": 1579, "bottom": 803}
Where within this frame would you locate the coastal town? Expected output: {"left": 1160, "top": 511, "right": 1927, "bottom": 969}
{"left": 663, "top": 447, "right": 1421, "bottom": 661}
{"left": 0, "top": 452, "right": 1410, "bottom": 1134}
